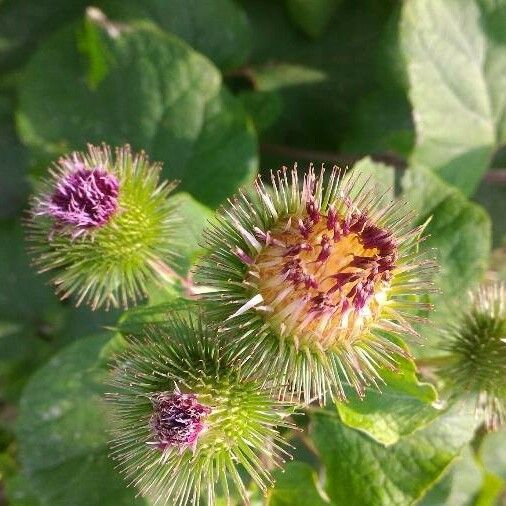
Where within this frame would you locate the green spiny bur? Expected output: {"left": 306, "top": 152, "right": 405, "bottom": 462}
{"left": 27, "top": 144, "right": 180, "bottom": 309}
{"left": 108, "top": 312, "right": 294, "bottom": 506}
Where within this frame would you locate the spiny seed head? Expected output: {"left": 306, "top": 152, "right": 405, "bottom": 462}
{"left": 108, "top": 313, "right": 294, "bottom": 506}
{"left": 27, "top": 144, "right": 179, "bottom": 310}
{"left": 440, "top": 283, "right": 506, "bottom": 430}
{"left": 195, "top": 164, "right": 435, "bottom": 404}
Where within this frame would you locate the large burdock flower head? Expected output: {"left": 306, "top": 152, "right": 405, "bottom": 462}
{"left": 440, "top": 283, "right": 506, "bottom": 430}
{"left": 28, "top": 144, "right": 179, "bottom": 309}
{"left": 195, "top": 165, "right": 434, "bottom": 403}
{"left": 109, "top": 313, "right": 293, "bottom": 506}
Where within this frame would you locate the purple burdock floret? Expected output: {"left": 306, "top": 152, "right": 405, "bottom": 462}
{"left": 148, "top": 392, "right": 211, "bottom": 453}
{"left": 41, "top": 164, "right": 119, "bottom": 232}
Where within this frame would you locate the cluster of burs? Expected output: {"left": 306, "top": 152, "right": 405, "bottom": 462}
{"left": 28, "top": 144, "right": 506, "bottom": 505}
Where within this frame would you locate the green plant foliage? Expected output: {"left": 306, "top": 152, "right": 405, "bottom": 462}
{"left": 238, "top": 0, "right": 396, "bottom": 151}
{"left": 0, "top": 0, "right": 251, "bottom": 72}
{"left": 346, "top": 157, "right": 395, "bottom": 206}
{"left": 401, "top": 167, "right": 491, "bottom": 310}
{"left": 401, "top": 0, "right": 506, "bottom": 196}
{"left": 335, "top": 353, "right": 440, "bottom": 446}
{"left": 267, "top": 462, "right": 329, "bottom": 505}
{"left": 0, "top": 97, "right": 28, "bottom": 219}
{"left": 480, "top": 429, "right": 506, "bottom": 480}
{"left": 309, "top": 407, "right": 479, "bottom": 506}
{"left": 418, "top": 446, "right": 483, "bottom": 506}
{"left": 17, "top": 13, "right": 257, "bottom": 207}
{"left": 285, "top": 0, "right": 342, "bottom": 39}
{"left": 475, "top": 170, "right": 506, "bottom": 246}
{"left": 15, "top": 334, "right": 147, "bottom": 506}
{"left": 101, "top": 0, "right": 252, "bottom": 71}
{"left": 3, "top": 0, "right": 506, "bottom": 504}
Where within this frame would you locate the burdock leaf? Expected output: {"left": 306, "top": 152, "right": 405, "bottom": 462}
{"left": 336, "top": 354, "right": 440, "bottom": 446}
{"left": 16, "top": 334, "right": 147, "bottom": 506}
{"left": 101, "top": 0, "right": 251, "bottom": 70}
{"left": 418, "top": 446, "right": 483, "bottom": 506}
{"left": 17, "top": 13, "right": 257, "bottom": 207}
{"left": 311, "top": 406, "right": 478, "bottom": 506}
{"left": 168, "top": 192, "right": 213, "bottom": 276}
{"left": 348, "top": 157, "right": 395, "bottom": 207}
{"left": 401, "top": 167, "right": 491, "bottom": 308}
{"left": 267, "top": 463, "right": 329, "bottom": 506}
{"left": 401, "top": 0, "right": 506, "bottom": 195}
{"left": 480, "top": 429, "right": 506, "bottom": 480}
{"left": 0, "top": 0, "right": 250, "bottom": 73}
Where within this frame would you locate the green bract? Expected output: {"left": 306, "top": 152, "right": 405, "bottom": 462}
{"left": 108, "top": 313, "right": 294, "bottom": 506}
{"left": 28, "top": 144, "right": 179, "bottom": 309}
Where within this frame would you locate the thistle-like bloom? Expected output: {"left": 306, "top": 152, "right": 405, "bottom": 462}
{"left": 38, "top": 165, "right": 119, "bottom": 232}
{"left": 195, "top": 165, "right": 434, "bottom": 403}
{"left": 440, "top": 283, "right": 506, "bottom": 430}
{"left": 28, "top": 144, "right": 179, "bottom": 309}
{"left": 109, "top": 314, "right": 293, "bottom": 506}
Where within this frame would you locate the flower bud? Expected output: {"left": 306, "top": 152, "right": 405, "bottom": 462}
{"left": 108, "top": 314, "right": 293, "bottom": 505}
{"left": 28, "top": 144, "right": 179, "bottom": 309}
{"left": 195, "top": 165, "right": 435, "bottom": 403}
{"left": 440, "top": 283, "right": 506, "bottom": 430}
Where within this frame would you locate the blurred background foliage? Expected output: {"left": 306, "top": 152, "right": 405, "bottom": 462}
{"left": 0, "top": 0, "right": 506, "bottom": 505}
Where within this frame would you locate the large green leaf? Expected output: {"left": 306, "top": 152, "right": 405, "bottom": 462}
{"left": 348, "top": 157, "right": 395, "bottom": 206}
{"left": 311, "top": 407, "right": 478, "bottom": 506}
{"left": 238, "top": 0, "right": 396, "bottom": 151}
{"left": 17, "top": 13, "right": 257, "bottom": 207}
{"left": 101, "top": 0, "right": 251, "bottom": 70}
{"left": 0, "top": 0, "right": 251, "bottom": 72}
{"left": 401, "top": 167, "right": 491, "bottom": 309}
{"left": 167, "top": 192, "right": 213, "bottom": 276}
{"left": 0, "top": 221, "right": 63, "bottom": 401}
{"left": 342, "top": 90, "right": 414, "bottom": 159}
{"left": 16, "top": 334, "right": 146, "bottom": 505}
{"left": 0, "top": 220, "right": 120, "bottom": 401}
{"left": 267, "top": 462, "right": 329, "bottom": 506}
{"left": 480, "top": 428, "right": 506, "bottom": 481}
{"left": 0, "top": 0, "right": 90, "bottom": 71}
{"left": 336, "top": 353, "right": 440, "bottom": 446}
{"left": 418, "top": 446, "right": 483, "bottom": 506}
{"left": 401, "top": 0, "right": 506, "bottom": 195}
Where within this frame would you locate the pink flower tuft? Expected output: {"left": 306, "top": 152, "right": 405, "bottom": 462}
{"left": 39, "top": 164, "right": 119, "bottom": 233}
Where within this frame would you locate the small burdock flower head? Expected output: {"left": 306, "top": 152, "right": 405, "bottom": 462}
{"left": 439, "top": 283, "right": 506, "bottom": 430}
{"left": 149, "top": 392, "right": 211, "bottom": 453}
{"left": 39, "top": 163, "right": 119, "bottom": 233}
{"left": 109, "top": 313, "right": 293, "bottom": 506}
{"left": 195, "top": 165, "right": 435, "bottom": 403}
{"left": 28, "top": 144, "right": 179, "bottom": 309}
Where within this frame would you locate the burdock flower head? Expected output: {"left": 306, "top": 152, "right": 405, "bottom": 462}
{"left": 109, "top": 313, "right": 293, "bottom": 506}
{"left": 196, "top": 165, "right": 435, "bottom": 403}
{"left": 148, "top": 391, "right": 211, "bottom": 453}
{"left": 28, "top": 144, "right": 179, "bottom": 309}
{"left": 38, "top": 163, "right": 119, "bottom": 233}
{"left": 439, "top": 283, "right": 506, "bottom": 430}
